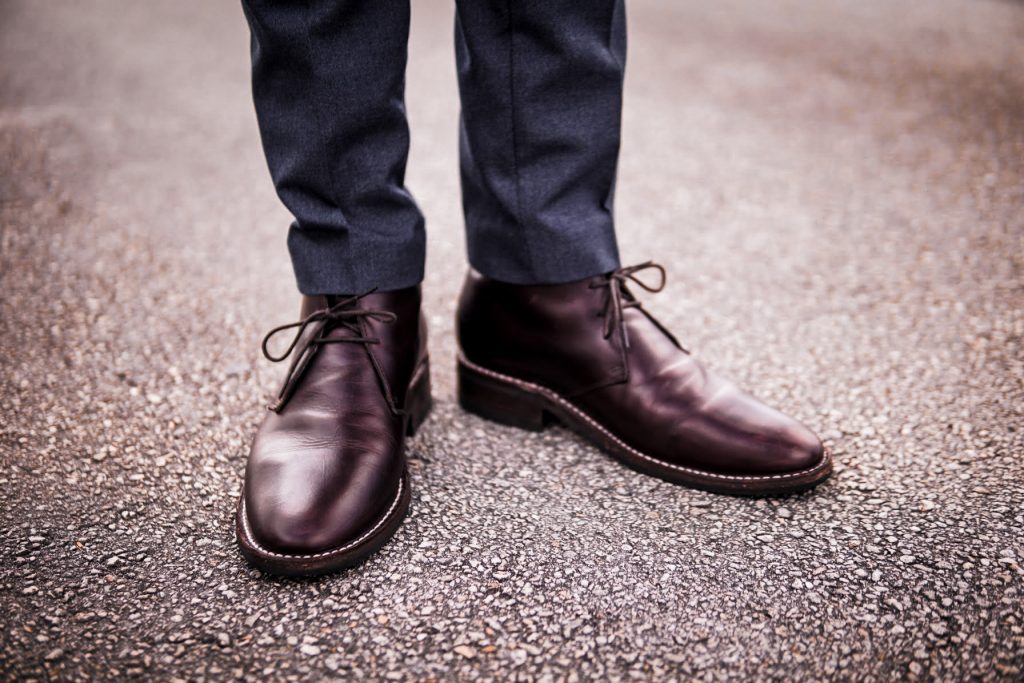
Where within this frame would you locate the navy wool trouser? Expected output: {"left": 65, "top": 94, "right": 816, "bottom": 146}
{"left": 242, "top": 0, "right": 626, "bottom": 294}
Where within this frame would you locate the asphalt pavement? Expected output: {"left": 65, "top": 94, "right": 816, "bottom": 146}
{"left": 1, "top": 0, "right": 1022, "bottom": 680}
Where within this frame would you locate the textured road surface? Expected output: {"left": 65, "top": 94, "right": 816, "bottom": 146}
{"left": 2, "top": 0, "right": 1023, "bottom": 680}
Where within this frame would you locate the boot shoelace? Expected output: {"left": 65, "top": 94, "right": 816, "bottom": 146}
{"left": 589, "top": 261, "right": 685, "bottom": 350}
{"left": 260, "top": 293, "right": 399, "bottom": 413}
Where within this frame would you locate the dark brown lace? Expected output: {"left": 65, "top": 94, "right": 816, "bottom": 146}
{"left": 260, "top": 292, "right": 398, "bottom": 413}
{"left": 589, "top": 261, "right": 684, "bottom": 350}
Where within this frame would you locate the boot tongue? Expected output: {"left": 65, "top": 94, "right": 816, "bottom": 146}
{"left": 300, "top": 295, "right": 331, "bottom": 318}
{"left": 325, "top": 294, "right": 357, "bottom": 307}
{"left": 300, "top": 294, "right": 360, "bottom": 318}
{"left": 295, "top": 295, "right": 366, "bottom": 345}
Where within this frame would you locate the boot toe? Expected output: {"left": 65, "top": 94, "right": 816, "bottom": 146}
{"left": 242, "top": 460, "right": 400, "bottom": 556}
{"left": 770, "top": 421, "right": 825, "bottom": 473}
{"left": 244, "top": 496, "right": 357, "bottom": 556}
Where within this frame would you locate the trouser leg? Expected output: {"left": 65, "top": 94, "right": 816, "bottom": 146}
{"left": 242, "top": 0, "right": 424, "bottom": 294}
{"left": 454, "top": 0, "right": 627, "bottom": 285}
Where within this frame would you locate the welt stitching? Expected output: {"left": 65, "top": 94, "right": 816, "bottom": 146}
{"left": 239, "top": 478, "right": 404, "bottom": 560}
{"left": 459, "top": 353, "right": 832, "bottom": 482}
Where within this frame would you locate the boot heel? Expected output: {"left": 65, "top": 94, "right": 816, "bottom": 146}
{"left": 404, "top": 360, "right": 433, "bottom": 436}
{"left": 457, "top": 357, "right": 548, "bottom": 432}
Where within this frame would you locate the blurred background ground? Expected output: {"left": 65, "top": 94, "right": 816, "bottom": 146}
{"left": 1, "top": 0, "right": 1022, "bottom": 680}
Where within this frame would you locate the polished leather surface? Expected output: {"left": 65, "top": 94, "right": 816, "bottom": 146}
{"left": 244, "top": 286, "right": 426, "bottom": 554}
{"left": 457, "top": 269, "right": 824, "bottom": 476}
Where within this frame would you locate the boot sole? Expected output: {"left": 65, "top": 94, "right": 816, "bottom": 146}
{"left": 457, "top": 352, "right": 832, "bottom": 496}
{"left": 235, "top": 358, "right": 432, "bottom": 576}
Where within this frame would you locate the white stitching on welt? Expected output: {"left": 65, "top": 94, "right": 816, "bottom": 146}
{"left": 458, "top": 353, "right": 832, "bottom": 482}
{"left": 239, "top": 478, "right": 404, "bottom": 560}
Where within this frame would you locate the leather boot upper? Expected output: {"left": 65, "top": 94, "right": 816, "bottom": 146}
{"left": 244, "top": 286, "right": 426, "bottom": 554}
{"left": 457, "top": 266, "right": 824, "bottom": 476}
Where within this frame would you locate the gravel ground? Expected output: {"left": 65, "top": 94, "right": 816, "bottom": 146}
{"left": 2, "top": 0, "right": 1022, "bottom": 680}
